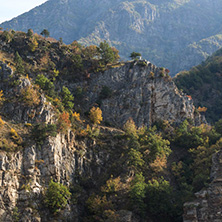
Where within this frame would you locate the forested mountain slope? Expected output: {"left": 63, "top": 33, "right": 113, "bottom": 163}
{"left": 175, "top": 48, "right": 222, "bottom": 123}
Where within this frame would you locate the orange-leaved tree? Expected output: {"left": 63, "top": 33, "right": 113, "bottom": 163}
{"left": 57, "top": 112, "right": 71, "bottom": 133}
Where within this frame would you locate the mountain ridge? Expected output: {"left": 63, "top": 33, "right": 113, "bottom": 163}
{"left": 2, "top": 0, "right": 222, "bottom": 75}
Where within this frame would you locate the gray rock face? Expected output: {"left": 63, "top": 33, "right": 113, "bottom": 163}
{"left": 77, "top": 61, "right": 201, "bottom": 128}
{"left": 183, "top": 150, "right": 222, "bottom": 222}
{"left": 0, "top": 63, "right": 55, "bottom": 124}
{"left": 0, "top": 130, "right": 110, "bottom": 221}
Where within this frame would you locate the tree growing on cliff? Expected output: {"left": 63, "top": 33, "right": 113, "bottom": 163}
{"left": 40, "top": 29, "right": 50, "bottom": 38}
{"left": 44, "top": 180, "right": 71, "bottom": 214}
{"left": 130, "top": 52, "right": 141, "bottom": 60}
{"left": 61, "top": 86, "right": 74, "bottom": 110}
{"left": 97, "top": 41, "right": 119, "bottom": 65}
{"left": 89, "top": 107, "right": 103, "bottom": 125}
{"left": 14, "top": 52, "right": 24, "bottom": 74}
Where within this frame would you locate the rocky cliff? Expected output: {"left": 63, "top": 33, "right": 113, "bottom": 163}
{"left": 0, "top": 61, "right": 130, "bottom": 222}
{"left": 75, "top": 60, "right": 202, "bottom": 128}
{"left": 0, "top": 56, "right": 205, "bottom": 221}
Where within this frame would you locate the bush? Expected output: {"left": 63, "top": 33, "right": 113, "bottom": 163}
{"left": 14, "top": 52, "right": 24, "bottom": 74}
{"left": 123, "top": 118, "right": 138, "bottom": 138}
{"left": 57, "top": 112, "right": 71, "bottom": 133}
{"left": 101, "top": 176, "right": 122, "bottom": 194}
{"left": 20, "top": 86, "right": 40, "bottom": 107}
{"left": 0, "top": 116, "right": 5, "bottom": 127}
{"left": 10, "top": 128, "right": 23, "bottom": 146}
{"left": 35, "top": 74, "right": 55, "bottom": 98}
{"left": 44, "top": 180, "right": 71, "bottom": 214}
{"left": 0, "top": 90, "right": 5, "bottom": 106}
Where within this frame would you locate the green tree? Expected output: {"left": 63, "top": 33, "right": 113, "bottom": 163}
{"left": 41, "top": 29, "right": 50, "bottom": 38}
{"left": 139, "top": 127, "right": 171, "bottom": 162}
{"left": 127, "top": 148, "right": 144, "bottom": 170}
{"left": 14, "top": 51, "right": 24, "bottom": 74}
{"left": 35, "top": 74, "right": 55, "bottom": 97}
{"left": 146, "top": 177, "right": 173, "bottom": 219}
{"left": 27, "top": 29, "right": 33, "bottom": 38}
{"left": 61, "top": 86, "right": 74, "bottom": 110}
{"left": 97, "top": 41, "right": 118, "bottom": 65}
{"left": 44, "top": 180, "right": 71, "bottom": 214}
{"left": 130, "top": 52, "right": 141, "bottom": 60}
{"left": 129, "top": 173, "right": 147, "bottom": 215}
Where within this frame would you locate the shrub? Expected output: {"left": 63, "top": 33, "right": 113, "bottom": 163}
{"left": 101, "top": 176, "right": 122, "bottom": 194}
{"left": 35, "top": 74, "right": 55, "bottom": 98}
{"left": 26, "top": 29, "right": 33, "bottom": 38}
{"left": 0, "top": 90, "right": 5, "bottom": 106}
{"left": 197, "top": 106, "right": 207, "bottom": 113}
{"left": 127, "top": 148, "right": 144, "bottom": 170}
{"left": 20, "top": 86, "right": 40, "bottom": 107}
{"left": 138, "top": 61, "right": 147, "bottom": 67}
{"left": 28, "top": 37, "right": 38, "bottom": 52}
{"left": 123, "top": 118, "right": 138, "bottom": 138}
{"left": 14, "top": 52, "right": 24, "bottom": 74}
{"left": 149, "top": 71, "right": 154, "bottom": 79}
{"left": 97, "top": 41, "right": 119, "bottom": 65}
{"left": 44, "top": 180, "right": 71, "bottom": 214}
{"left": 10, "top": 128, "right": 23, "bottom": 145}
{"left": 86, "top": 194, "right": 115, "bottom": 219}
{"left": 0, "top": 116, "right": 5, "bottom": 127}
{"left": 86, "top": 124, "right": 100, "bottom": 138}
{"left": 57, "top": 112, "right": 71, "bottom": 133}
{"left": 71, "top": 112, "right": 81, "bottom": 123}
{"left": 160, "top": 71, "right": 164, "bottom": 77}
{"left": 150, "top": 154, "right": 167, "bottom": 173}
{"left": 89, "top": 107, "right": 103, "bottom": 125}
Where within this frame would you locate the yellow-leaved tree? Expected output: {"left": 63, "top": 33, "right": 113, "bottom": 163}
{"left": 89, "top": 107, "right": 103, "bottom": 125}
{"left": 0, "top": 90, "right": 5, "bottom": 106}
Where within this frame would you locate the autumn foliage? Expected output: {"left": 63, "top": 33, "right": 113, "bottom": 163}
{"left": 197, "top": 106, "right": 207, "bottom": 113}
{"left": 57, "top": 112, "right": 71, "bottom": 133}
{"left": 0, "top": 90, "right": 4, "bottom": 106}
{"left": 20, "top": 86, "right": 40, "bottom": 106}
{"left": 89, "top": 107, "right": 103, "bottom": 125}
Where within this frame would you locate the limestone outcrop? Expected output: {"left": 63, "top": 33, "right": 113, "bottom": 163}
{"left": 77, "top": 61, "right": 203, "bottom": 128}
